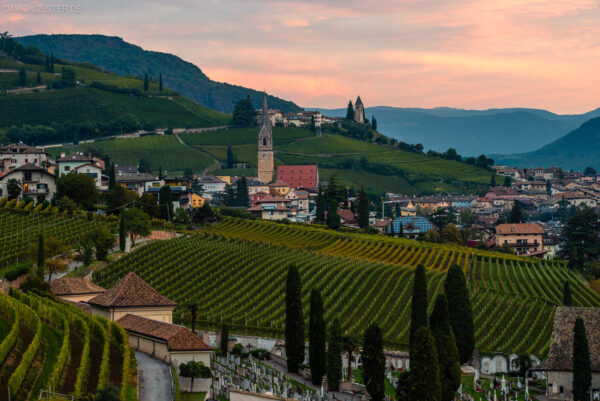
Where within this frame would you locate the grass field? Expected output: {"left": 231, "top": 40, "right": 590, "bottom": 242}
{"left": 319, "top": 168, "right": 418, "bottom": 194}
{"left": 49, "top": 134, "right": 216, "bottom": 174}
{"left": 180, "top": 127, "right": 313, "bottom": 146}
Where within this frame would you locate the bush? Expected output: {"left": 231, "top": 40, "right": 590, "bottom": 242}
{"left": 232, "top": 343, "right": 243, "bottom": 355}
{"left": 4, "top": 262, "right": 31, "bottom": 281}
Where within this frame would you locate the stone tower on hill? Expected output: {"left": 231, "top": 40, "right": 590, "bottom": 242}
{"left": 354, "top": 95, "right": 365, "bottom": 123}
{"left": 258, "top": 94, "right": 274, "bottom": 184}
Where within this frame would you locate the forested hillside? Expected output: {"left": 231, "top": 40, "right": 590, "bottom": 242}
{"left": 16, "top": 34, "right": 302, "bottom": 114}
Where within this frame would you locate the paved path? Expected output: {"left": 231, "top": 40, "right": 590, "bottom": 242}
{"left": 136, "top": 351, "right": 172, "bottom": 401}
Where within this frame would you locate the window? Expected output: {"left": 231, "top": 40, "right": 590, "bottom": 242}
{"left": 263, "top": 138, "right": 267, "bottom": 146}
{"left": 38, "top": 184, "right": 47, "bottom": 189}
{"left": 24, "top": 172, "right": 32, "bottom": 181}
{"left": 25, "top": 159, "right": 28, "bottom": 163}
{"left": 64, "top": 166, "right": 70, "bottom": 171}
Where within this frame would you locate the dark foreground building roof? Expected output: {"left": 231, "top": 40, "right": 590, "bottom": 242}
{"left": 88, "top": 272, "right": 176, "bottom": 308}
{"left": 117, "top": 314, "right": 212, "bottom": 351}
{"left": 536, "top": 307, "right": 600, "bottom": 372}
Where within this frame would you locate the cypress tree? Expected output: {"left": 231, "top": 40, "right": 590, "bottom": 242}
{"left": 409, "top": 326, "right": 441, "bottom": 401}
{"left": 563, "top": 281, "right": 572, "bottom": 306}
{"left": 371, "top": 116, "right": 377, "bottom": 130}
{"left": 362, "top": 324, "right": 385, "bottom": 401}
{"left": 159, "top": 73, "right": 163, "bottom": 91}
{"left": 491, "top": 174, "right": 496, "bottom": 187}
{"left": 45, "top": 54, "right": 50, "bottom": 72}
{"left": 220, "top": 323, "right": 229, "bottom": 357}
{"left": 36, "top": 234, "right": 44, "bottom": 278}
{"left": 573, "top": 318, "right": 591, "bottom": 401}
{"left": 227, "top": 145, "right": 235, "bottom": 168}
{"left": 429, "top": 294, "right": 461, "bottom": 401}
{"left": 444, "top": 264, "right": 475, "bottom": 364}
{"left": 398, "top": 221, "right": 404, "bottom": 237}
{"left": 159, "top": 186, "right": 174, "bottom": 221}
{"left": 389, "top": 221, "right": 395, "bottom": 237}
{"left": 50, "top": 53, "right": 54, "bottom": 73}
{"left": 18, "top": 67, "right": 26, "bottom": 87}
{"left": 346, "top": 100, "right": 354, "bottom": 120}
{"left": 36, "top": 71, "right": 41, "bottom": 84}
{"left": 357, "top": 188, "right": 369, "bottom": 229}
{"left": 410, "top": 264, "right": 428, "bottom": 357}
{"left": 108, "top": 162, "right": 116, "bottom": 190}
{"left": 119, "top": 212, "right": 126, "bottom": 251}
{"left": 326, "top": 200, "right": 341, "bottom": 230}
{"left": 509, "top": 201, "right": 523, "bottom": 223}
{"left": 309, "top": 289, "right": 326, "bottom": 385}
{"left": 144, "top": 73, "right": 149, "bottom": 91}
{"left": 316, "top": 186, "right": 325, "bottom": 223}
{"left": 235, "top": 176, "right": 249, "bottom": 207}
{"left": 326, "top": 318, "right": 342, "bottom": 391}
{"left": 285, "top": 265, "right": 305, "bottom": 372}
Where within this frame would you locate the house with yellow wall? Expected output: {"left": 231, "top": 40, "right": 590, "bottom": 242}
{"left": 191, "top": 193, "right": 205, "bottom": 208}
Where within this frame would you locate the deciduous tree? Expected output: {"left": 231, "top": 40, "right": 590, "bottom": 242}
{"left": 123, "top": 207, "right": 151, "bottom": 245}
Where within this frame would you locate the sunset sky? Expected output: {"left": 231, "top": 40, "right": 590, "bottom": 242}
{"left": 2, "top": 0, "right": 600, "bottom": 113}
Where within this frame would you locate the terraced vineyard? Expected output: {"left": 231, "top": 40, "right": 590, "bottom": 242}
{"left": 0, "top": 290, "right": 135, "bottom": 400}
{"left": 0, "top": 198, "right": 113, "bottom": 267}
{"left": 94, "top": 225, "right": 600, "bottom": 356}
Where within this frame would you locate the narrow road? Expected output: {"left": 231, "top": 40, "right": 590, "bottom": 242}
{"left": 136, "top": 351, "right": 172, "bottom": 401}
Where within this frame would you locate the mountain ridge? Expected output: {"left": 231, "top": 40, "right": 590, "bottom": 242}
{"left": 16, "top": 34, "right": 302, "bottom": 114}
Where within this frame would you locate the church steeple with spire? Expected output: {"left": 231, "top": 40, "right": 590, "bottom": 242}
{"left": 354, "top": 95, "right": 365, "bottom": 123}
{"left": 257, "top": 94, "right": 274, "bottom": 183}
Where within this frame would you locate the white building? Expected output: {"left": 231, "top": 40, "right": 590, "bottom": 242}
{"left": 0, "top": 144, "right": 49, "bottom": 176}
{"left": 0, "top": 163, "right": 56, "bottom": 202}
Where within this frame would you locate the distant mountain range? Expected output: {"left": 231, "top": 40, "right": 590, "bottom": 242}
{"left": 493, "top": 117, "right": 600, "bottom": 171}
{"left": 16, "top": 34, "right": 302, "bottom": 114}
{"left": 311, "top": 106, "right": 600, "bottom": 157}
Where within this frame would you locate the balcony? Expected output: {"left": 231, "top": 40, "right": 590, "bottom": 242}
{"left": 24, "top": 188, "right": 48, "bottom": 196}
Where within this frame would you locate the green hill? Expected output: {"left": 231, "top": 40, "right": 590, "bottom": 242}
{"left": 94, "top": 217, "right": 600, "bottom": 355}
{"left": 52, "top": 126, "right": 491, "bottom": 194}
{"left": 0, "top": 57, "right": 230, "bottom": 145}
{"left": 16, "top": 34, "right": 302, "bottom": 114}
{"left": 495, "top": 117, "right": 600, "bottom": 171}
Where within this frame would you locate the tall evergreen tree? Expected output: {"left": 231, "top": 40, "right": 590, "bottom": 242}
{"left": 316, "top": 186, "right": 325, "bottom": 223}
{"left": 226, "top": 145, "right": 236, "bottom": 168}
{"left": 159, "top": 73, "right": 163, "bottom": 91}
{"left": 429, "top": 294, "right": 461, "bottom": 401}
{"left": 503, "top": 175, "right": 512, "bottom": 187}
{"left": 235, "top": 176, "right": 250, "bottom": 207}
{"left": 144, "top": 73, "right": 149, "bottom": 91}
{"left": 36, "top": 234, "right": 44, "bottom": 278}
{"left": 444, "top": 264, "right": 475, "bottom": 364}
{"left": 563, "top": 281, "right": 572, "bottom": 306}
{"left": 285, "top": 265, "right": 305, "bottom": 372}
{"left": 389, "top": 221, "right": 395, "bottom": 237}
{"left": 326, "top": 318, "right": 342, "bottom": 391}
{"left": 159, "top": 186, "right": 174, "bottom": 221}
{"left": 310, "top": 115, "right": 316, "bottom": 132}
{"left": 36, "top": 71, "right": 41, "bottom": 84}
{"left": 346, "top": 100, "right": 355, "bottom": 120}
{"left": 232, "top": 96, "right": 256, "bottom": 126}
{"left": 509, "top": 201, "right": 523, "bottom": 223}
{"left": 309, "top": 289, "right": 326, "bottom": 385}
{"left": 50, "top": 53, "right": 54, "bottom": 73}
{"left": 362, "top": 324, "right": 385, "bottom": 401}
{"left": 357, "top": 188, "right": 369, "bottom": 229}
{"left": 573, "top": 318, "right": 591, "bottom": 401}
{"left": 18, "top": 67, "right": 26, "bottom": 87}
{"left": 220, "top": 323, "right": 229, "bottom": 357}
{"left": 119, "top": 212, "right": 126, "bottom": 251}
{"left": 158, "top": 165, "right": 164, "bottom": 180}
{"left": 371, "top": 116, "right": 377, "bottom": 130}
{"left": 108, "top": 162, "right": 116, "bottom": 190}
{"left": 410, "top": 264, "right": 428, "bottom": 357}
{"left": 491, "top": 174, "right": 496, "bottom": 187}
{"left": 44, "top": 54, "right": 50, "bottom": 72}
{"left": 326, "top": 200, "right": 341, "bottom": 230}
{"left": 408, "top": 327, "right": 441, "bottom": 401}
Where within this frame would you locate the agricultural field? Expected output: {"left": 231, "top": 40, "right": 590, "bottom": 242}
{"left": 0, "top": 290, "right": 135, "bottom": 401}
{"left": 94, "top": 219, "right": 600, "bottom": 356}
{"left": 0, "top": 198, "right": 113, "bottom": 268}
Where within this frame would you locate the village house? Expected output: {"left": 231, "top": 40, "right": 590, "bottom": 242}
{"left": 56, "top": 153, "right": 106, "bottom": 189}
{"left": 0, "top": 143, "right": 49, "bottom": 177}
{"left": 190, "top": 193, "right": 206, "bottom": 208}
{"left": 554, "top": 192, "right": 598, "bottom": 208}
{"left": 276, "top": 165, "right": 319, "bottom": 190}
{"left": 50, "top": 277, "right": 106, "bottom": 303}
{"left": 116, "top": 171, "right": 162, "bottom": 195}
{"left": 495, "top": 223, "right": 545, "bottom": 256}
{"left": 0, "top": 163, "right": 56, "bottom": 202}
{"left": 535, "top": 307, "right": 600, "bottom": 400}
{"left": 388, "top": 216, "right": 434, "bottom": 238}
{"left": 117, "top": 314, "right": 213, "bottom": 392}
{"left": 513, "top": 180, "right": 547, "bottom": 192}
{"left": 198, "top": 176, "right": 227, "bottom": 199}
{"left": 268, "top": 180, "right": 291, "bottom": 196}
{"left": 247, "top": 179, "right": 270, "bottom": 196}
{"left": 247, "top": 196, "right": 292, "bottom": 220}
{"left": 412, "top": 196, "right": 451, "bottom": 211}
{"left": 87, "top": 272, "right": 177, "bottom": 323}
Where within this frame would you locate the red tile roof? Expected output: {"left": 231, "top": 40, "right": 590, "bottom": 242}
{"left": 88, "top": 272, "right": 176, "bottom": 308}
{"left": 116, "top": 314, "right": 212, "bottom": 351}
{"left": 276, "top": 165, "right": 318, "bottom": 189}
{"left": 50, "top": 277, "right": 105, "bottom": 296}
{"left": 496, "top": 223, "right": 544, "bottom": 235}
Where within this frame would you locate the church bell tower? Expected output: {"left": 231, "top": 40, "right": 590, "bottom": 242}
{"left": 258, "top": 94, "right": 274, "bottom": 184}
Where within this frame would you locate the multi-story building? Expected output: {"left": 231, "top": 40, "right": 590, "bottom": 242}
{"left": 0, "top": 144, "right": 49, "bottom": 177}
{"left": 56, "top": 153, "right": 106, "bottom": 189}
{"left": 0, "top": 163, "right": 56, "bottom": 202}
{"left": 495, "top": 223, "right": 545, "bottom": 256}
